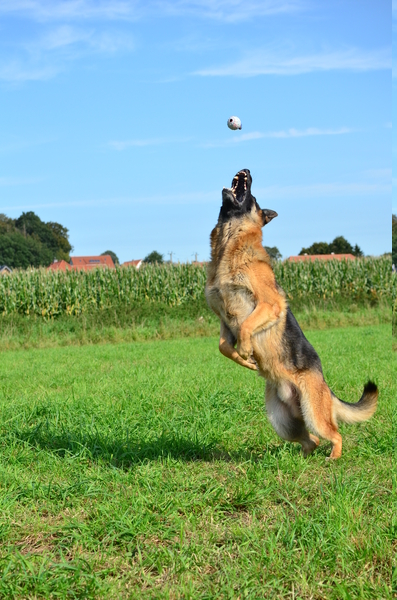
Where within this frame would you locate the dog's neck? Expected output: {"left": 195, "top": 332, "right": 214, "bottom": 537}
{"left": 209, "top": 214, "right": 271, "bottom": 268}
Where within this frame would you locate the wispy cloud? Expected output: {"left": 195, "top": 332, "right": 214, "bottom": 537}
{"left": 32, "top": 25, "right": 134, "bottom": 53}
{"left": 1, "top": 190, "right": 217, "bottom": 212}
{"left": 203, "top": 127, "right": 354, "bottom": 147}
{"left": 0, "top": 0, "right": 304, "bottom": 22}
{"left": 0, "top": 1, "right": 140, "bottom": 22}
{"left": 194, "top": 46, "right": 391, "bottom": 77}
{"left": 2, "top": 178, "right": 389, "bottom": 213}
{"left": 364, "top": 168, "right": 391, "bottom": 180}
{"left": 256, "top": 181, "right": 391, "bottom": 200}
{"left": 0, "top": 24, "right": 134, "bottom": 83}
{"left": 108, "top": 137, "right": 192, "bottom": 150}
{"left": 0, "top": 176, "right": 45, "bottom": 186}
{"left": 157, "top": 0, "right": 305, "bottom": 22}
{"left": 0, "top": 137, "right": 56, "bottom": 152}
{"left": 0, "top": 61, "right": 59, "bottom": 82}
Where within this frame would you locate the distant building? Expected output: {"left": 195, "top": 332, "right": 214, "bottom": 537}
{"left": 123, "top": 259, "right": 143, "bottom": 269}
{"left": 47, "top": 260, "right": 72, "bottom": 272}
{"left": 69, "top": 255, "right": 115, "bottom": 270}
{"left": 191, "top": 261, "right": 208, "bottom": 267}
{"left": 287, "top": 254, "right": 356, "bottom": 263}
{"left": 0, "top": 265, "right": 12, "bottom": 275}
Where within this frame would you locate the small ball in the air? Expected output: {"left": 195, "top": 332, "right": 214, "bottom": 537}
{"left": 227, "top": 116, "right": 242, "bottom": 130}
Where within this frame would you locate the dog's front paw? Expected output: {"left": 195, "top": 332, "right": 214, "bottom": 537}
{"left": 237, "top": 339, "right": 252, "bottom": 361}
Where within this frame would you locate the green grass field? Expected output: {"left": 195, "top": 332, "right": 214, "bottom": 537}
{"left": 0, "top": 324, "right": 393, "bottom": 598}
{"left": 0, "top": 297, "right": 391, "bottom": 352}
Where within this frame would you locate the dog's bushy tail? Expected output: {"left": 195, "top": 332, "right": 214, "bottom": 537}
{"left": 332, "top": 381, "right": 378, "bottom": 424}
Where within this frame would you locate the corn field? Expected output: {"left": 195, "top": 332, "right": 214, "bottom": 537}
{"left": 0, "top": 257, "right": 394, "bottom": 319}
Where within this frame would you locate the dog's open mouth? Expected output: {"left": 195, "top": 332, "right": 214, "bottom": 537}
{"left": 232, "top": 171, "right": 248, "bottom": 202}
{"left": 222, "top": 170, "right": 249, "bottom": 206}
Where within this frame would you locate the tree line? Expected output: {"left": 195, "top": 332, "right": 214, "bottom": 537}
{"left": 1, "top": 211, "right": 391, "bottom": 270}
{"left": 0, "top": 212, "right": 72, "bottom": 269}
{"left": 299, "top": 235, "right": 363, "bottom": 257}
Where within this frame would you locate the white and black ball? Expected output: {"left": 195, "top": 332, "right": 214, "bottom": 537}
{"left": 227, "top": 116, "right": 242, "bottom": 130}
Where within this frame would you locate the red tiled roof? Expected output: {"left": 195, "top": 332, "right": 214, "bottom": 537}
{"left": 70, "top": 255, "right": 115, "bottom": 270}
{"left": 287, "top": 254, "right": 356, "bottom": 263}
{"left": 47, "top": 260, "right": 72, "bottom": 271}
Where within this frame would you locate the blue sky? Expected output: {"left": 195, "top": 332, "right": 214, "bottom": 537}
{"left": 1, "top": 0, "right": 391, "bottom": 262}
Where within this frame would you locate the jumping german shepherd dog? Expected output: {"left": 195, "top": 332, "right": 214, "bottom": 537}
{"left": 205, "top": 169, "right": 378, "bottom": 459}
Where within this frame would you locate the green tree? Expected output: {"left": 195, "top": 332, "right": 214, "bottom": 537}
{"left": 0, "top": 232, "right": 52, "bottom": 268}
{"left": 264, "top": 246, "right": 282, "bottom": 261}
{"left": 328, "top": 236, "right": 353, "bottom": 255}
{"left": 299, "top": 241, "right": 330, "bottom": 255}
{"left": 101, "top": 250, "right": 119, "bottom": 265}
{"left": 0, "top": 211, "right": 73, "bottom": 268}
{"left": 0, "top": 214, "right": 15, "bottom": 234}
{"left": 47, "top": 222, "right": 73, "bottom": 261}
{"left": 299, "top": 236, "right": 363, "bottom": 257}
{"left": 143, "top": 251, "right": 164, "bottom": 264}
{"left": 352, "top": 244, "right": 364, "bottom": 258}
{"left": 15, "top": 212, "right": 73, "bottom": 262}
{"left": 392, "top": 214, "right": 397, "bottom": 265}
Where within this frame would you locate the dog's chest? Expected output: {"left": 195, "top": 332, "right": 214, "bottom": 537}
{"left": 205, "top": 265, "right": 255, "bottom": 333}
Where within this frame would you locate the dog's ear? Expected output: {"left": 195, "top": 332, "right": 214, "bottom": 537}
{"left": 262, "top": 209, "right": 278, "bottom": 226}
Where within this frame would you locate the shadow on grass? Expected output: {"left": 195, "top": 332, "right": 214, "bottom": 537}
{"left": 11, "top": 424, "right": 296, "bottom": 468}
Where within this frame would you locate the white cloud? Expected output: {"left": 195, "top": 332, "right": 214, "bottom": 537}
{"left": 0, "top": 25, "right": 134, "bottom": 83}
{"left": 108, "top": 137, "right": 191, "bottom": 150}
{"left": 0, "top": 137, "right": 56, "bottom": 152}
{"left": 0, "top": 0, "right": 304, "bottom": 22}
{"left": 256, "top": 181, "right": 391, "bottom": 200}
{"left": 157, "top": 0, "right": 305, "bottom": 22}
{"left": 38, "top": 24, "right": 92, "bottom": 50}
{"left": 194, "top": 46, "right": 391, "bottom": 77}
{"left": 0, "top": 190, "right": 217, "bottom": 212}
{"left": 0, "top": 175, "right": 44, "bottom": 185}
{"left": 109, "top": 138, "right": 166, "bottom": 150}
{"left": 203, "top": 127, "right": 353, "bottom": 147}
{"left": 0, "top": 1, "right": 139, "bottom": 22}
{"left": 33, "top": 25, "right": 134, "bottom": 54}
{"left": 364, "top": 168, "right": 391, "bottom": 180}
{"left": 2, "top": 179, "right": 389, "bottom": 213}
{"left": 0, "top": 60, "right": 59, "bottom": 82}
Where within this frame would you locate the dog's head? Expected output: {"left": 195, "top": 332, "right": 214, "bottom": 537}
{"left": 219, "top": 169, "right": 277, "bottom": 227}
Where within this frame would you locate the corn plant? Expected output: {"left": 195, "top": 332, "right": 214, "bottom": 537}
{"left": 0, "top": 257, "right": 393, "bottom": 319}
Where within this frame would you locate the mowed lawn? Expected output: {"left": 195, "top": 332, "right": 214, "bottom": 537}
{"left": 0, "top": 324, "right": 393, "bottom": 599}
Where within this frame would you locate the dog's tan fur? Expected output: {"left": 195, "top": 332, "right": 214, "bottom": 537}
{"left": 205, "top": 171, "right": 378, "bottom": 459}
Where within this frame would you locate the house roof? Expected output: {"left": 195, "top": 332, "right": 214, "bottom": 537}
{"left": 123, "top": 259, "right": 143, "bottom": 268}
{"left": 0, "top": 265, "right": 12, "bottom": 274}
{"left": 47, "top": 260, "right": 72, "bottom": 271}
{"left": 287, "top": 254, "right": 356, "bottom": 263}
{"left": 191, "top": 261, "right": 208, "bottom": 267}
{"left": 70, "top": 255, "right": 115, "bottom": 270}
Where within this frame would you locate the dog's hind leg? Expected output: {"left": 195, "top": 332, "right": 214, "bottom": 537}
{"left": 265, "top": 382, "right": 319, "bottom": 456}
{"left": 300, "top": 375, "right": 342, "bottom": 459}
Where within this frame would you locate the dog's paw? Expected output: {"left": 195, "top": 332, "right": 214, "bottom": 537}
{"left": 244, "top": 359, "right": 258, "bottom": 371}
{"left": 237, "top": 340, "right": 252, "bottom": 361}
